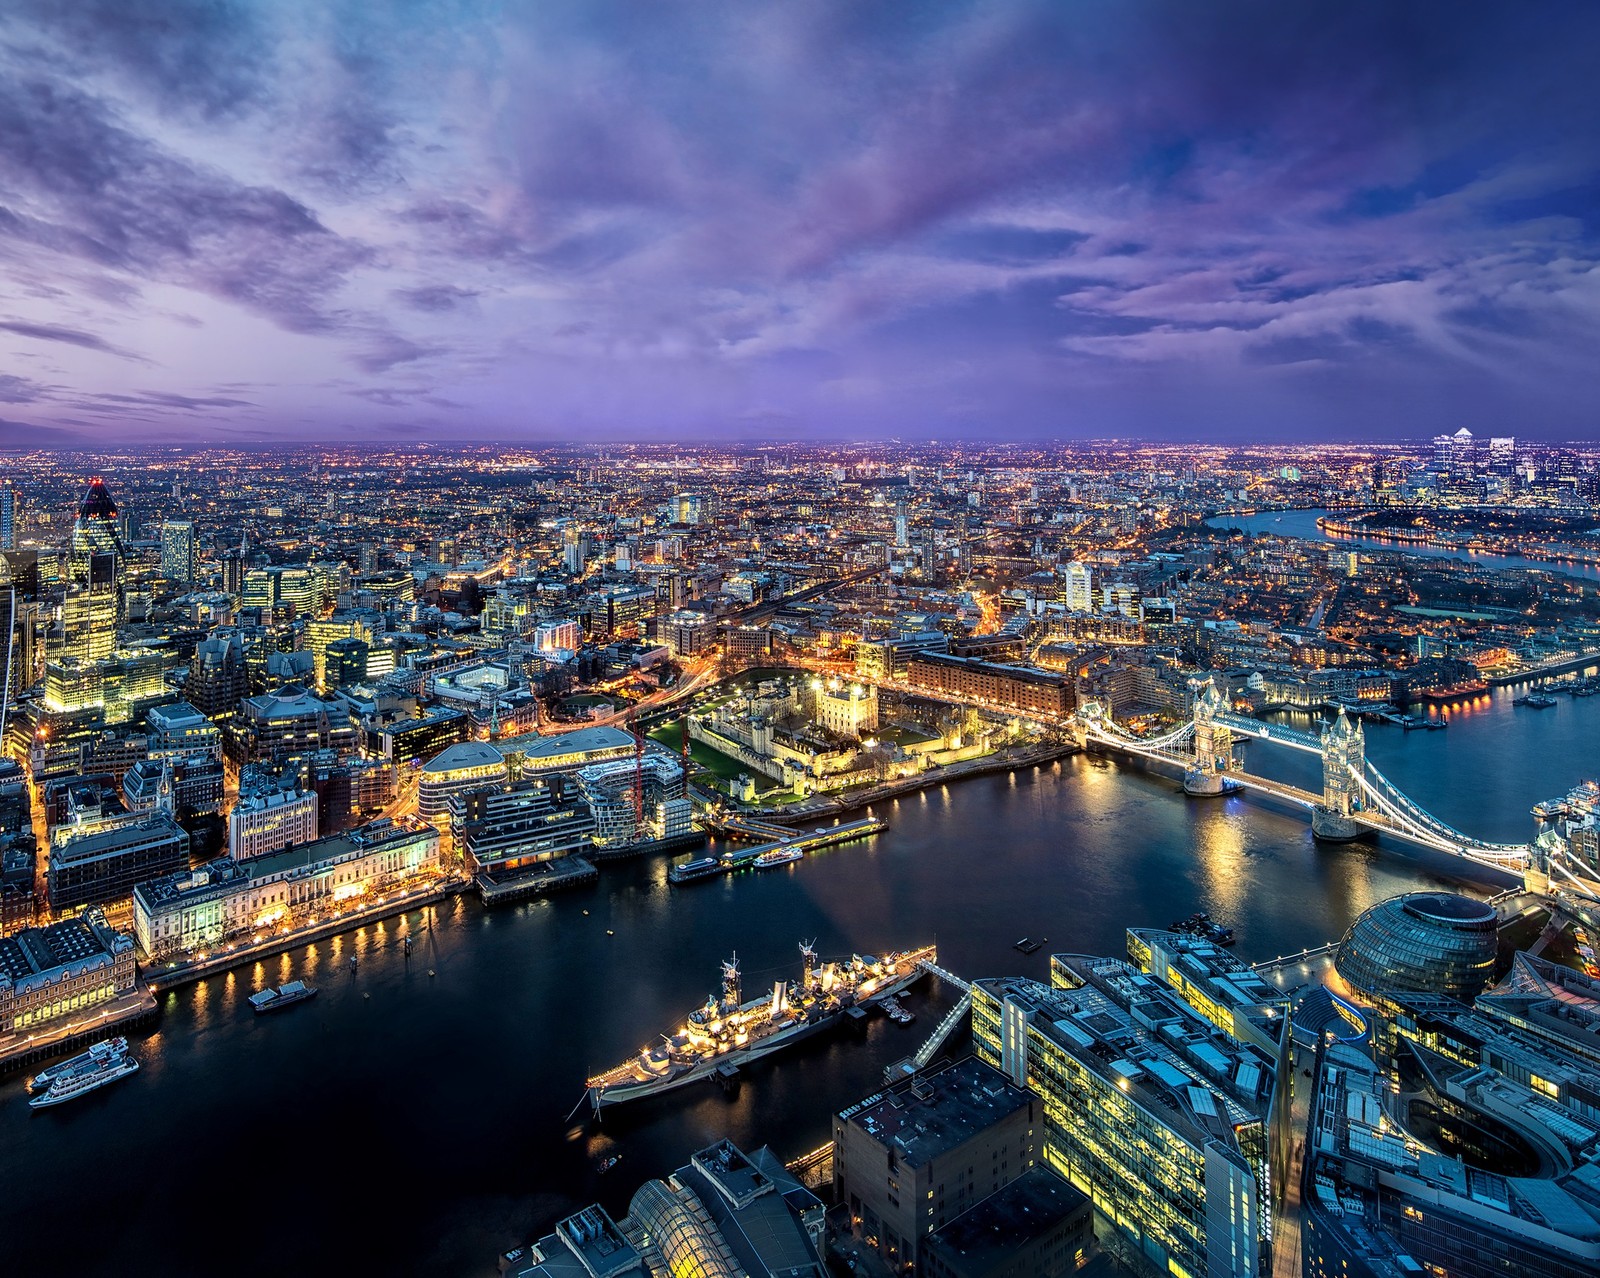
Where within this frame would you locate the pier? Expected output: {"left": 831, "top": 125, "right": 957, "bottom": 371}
{"left": 476, "top": 855, "right": 600, "bottom": 906}
{"left": 669, "top": 816, "right": 886, "bottom": 883}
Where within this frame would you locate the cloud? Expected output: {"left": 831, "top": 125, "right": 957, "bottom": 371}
{"left": 0, "top": 319, "right": 146, "bottom": 360}
{"left": 0, "top": 374, "right": 51, "bottom": 403}
{"left": 393, "top": 284, "right": 479, "bottom": 313}
{"left": 1, "top": 0, "right": 1598, "bottom": 440}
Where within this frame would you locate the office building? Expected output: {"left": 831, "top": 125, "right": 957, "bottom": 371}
{"left": 453, "top": 777, "right": 595, "bottom": 876}
{"left": 1333, "top": 891, "right": 1499, "bottom": 1004}
{"left": 132, "top": 819, "right": 440, "bottom": 960}
{"left": 972, "top": 955, "right": 1276, "bottom": 1278}
{"left": 1062, "top": 562, "right": 1094, "bottom": 612}
{"left": 60, "top": 476, "right": 124, "bottom": 666}
{"left": 418, "top": 741, "right": 510, "bottom": 840}
{"left": 833, "top": 1057, "right": 1039, "bottom": 1272}
{"left": 0, "top": 482, "right": 16, "bottom": 550}
{"left": 229, "top": 771, "right": 319, "bottom": 860}
{"left": 228, "top": 684, "right": 357, "bottom": 765}
{"left": 48, "top": 813, "right": 190, "bottom": 912}
{"left": 160, "top": 520, "right": 197, "bottom": 584}
{"left": 185, "top": 634, "right": 250, "bottom": 723}
{"left": 507, "top": 1141, "right": 824, "bottom": 1278}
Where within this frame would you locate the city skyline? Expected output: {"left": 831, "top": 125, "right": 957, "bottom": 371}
{"left": 2, "top": 1, "right": 1599, "bottom": 447}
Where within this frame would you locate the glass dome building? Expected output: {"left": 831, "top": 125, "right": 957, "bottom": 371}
{"left": 1334, "top": 892, "right": 1499, "bottom": 1002}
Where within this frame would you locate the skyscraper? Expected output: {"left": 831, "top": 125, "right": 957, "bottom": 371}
{"left": 61, "top": 477, "right": 124, "bottom": 665}
{"left": 160, "top": 520, "right": 197, "bottom": 584}
{"left": 0, "top": 555, "right": 14, "bottom": 742}
{"left": 1062, "top": 561, "right": 1094, "bottom": 612}
{"left": 0, "top": 483, "right": 17, "bottom": 550}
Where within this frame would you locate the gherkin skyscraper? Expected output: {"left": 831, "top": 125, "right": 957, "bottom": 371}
{"left": 60, "top": 476, "right": 125, "bottom": 666}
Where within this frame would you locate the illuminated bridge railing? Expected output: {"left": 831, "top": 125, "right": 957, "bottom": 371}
{"left": 1351, "top": 762, "right": 1529, "bottom": 864}
{"left": 1215, "top": 713, "right": 1324, "bottom": 754}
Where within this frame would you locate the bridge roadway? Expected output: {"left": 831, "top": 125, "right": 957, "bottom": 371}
{"left": 1082, "top": 725, "right": 1529, "bottom": 879}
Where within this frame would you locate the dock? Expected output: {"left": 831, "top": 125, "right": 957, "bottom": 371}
{"left": 476, "top": 856, "right": 600, "bottom": 906}
{"left": 668, "top": 816, "right": 886, "bottom": 884}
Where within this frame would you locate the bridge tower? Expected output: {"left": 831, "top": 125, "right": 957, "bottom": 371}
{"left": 1184, "top": 678, "right": 1239, "bottom": 796}
{"left": 1313, "top": 708, "right": 1365, "bottom": 841}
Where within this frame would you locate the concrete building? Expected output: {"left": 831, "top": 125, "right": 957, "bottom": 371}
{"left": 146, "top": 700, "right": 222, "bottom": 761}
{"left": 574, "top": 753, "right": 692, "bottom": 846}
{"left": 833, "top": 1057, "right": 1039, "bottom": 1273}
{"left": 662, "top": 609, "right": 715, "bottom": 657}
{"left": 921, "top": 1165, "right": 1094, "bottom": 1278}
{"left": 48, "top": 814, "right": 190, "bottom": 913}
{"left": 132, "top": 819, "right": 440, "bottom": 960}
{"left": 228, "top": 777, "right": 319, "bottom": 860}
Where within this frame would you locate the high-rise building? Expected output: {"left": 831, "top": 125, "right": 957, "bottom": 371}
{"left": 1433, "top": 426, "right": 1476, "bottom": 476}
{"left": 160, "top": 520, "right": 197, "bottom": 584}
{"left": 1062, "top": 562, "right": 1093, "bottom": 612}
{"left": 972, "top": 954, "right": 1276, "bottom": 1278}
{"left": 562, "top": 524, "right": 586, "bottom": 575}
{"left": 60, "top": 477, "right": 124, "bottom": 665}
{"left": 0, "top": 483, "right": 17, "bottom": 550}
{"left": 0, "top": 556, "right": 13, "bottom": 739}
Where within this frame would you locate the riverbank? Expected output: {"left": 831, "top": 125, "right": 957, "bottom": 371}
{"left": 0, "top": 987, "right": 159, "bottom": 1078}
{"left": 1317, "top": 514, "right": 1600, "bottom": 574}
{"left": 143, "top": 878, "right": 453, "bottom": 994}
{"left": 750, "top": 740, "right": 1081, "bottom": 823}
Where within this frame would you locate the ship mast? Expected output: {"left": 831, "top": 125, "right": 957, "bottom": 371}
{"left": 800, "top": 939, "right": 818, "bottom": 993}
{"left": 721, "top": 954, "right": 741, "bottom": 1009}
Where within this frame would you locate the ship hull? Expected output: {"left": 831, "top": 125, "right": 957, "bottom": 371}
{"left": 591, "top": 959, "right": 931, "bottom": 1111}
{"left": 29, "top": 1058, "right": 140, "bottom": 1109}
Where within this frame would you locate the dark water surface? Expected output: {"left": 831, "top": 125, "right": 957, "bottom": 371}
{"left": 3, "top": 693, "right": 1595, "bottom": 1275}
{"left": 1207, "top": 507, "right": 1600, "bottom": 583}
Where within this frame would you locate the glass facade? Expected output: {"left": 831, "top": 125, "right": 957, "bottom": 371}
{"left": 1333, "top": 892, "right": 1499, "bottom": 1002}
{"left": 627, "top": 1179, "right": 738, "bottom": 1278}
{"left": 973, "top": 967, "right": 1271, "bottom": 1278}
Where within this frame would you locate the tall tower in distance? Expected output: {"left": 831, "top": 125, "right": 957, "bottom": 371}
{"left": 0, "top": 482, "right": 17, "bottom": 550}
{"left": 161, "top": 520, "right": 197, "bottom": 585}
{"left": 61, "top": 476, "right": 125, "bottom": 665}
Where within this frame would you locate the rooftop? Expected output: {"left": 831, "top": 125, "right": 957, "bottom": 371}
{"left": 925, "top": 1166, "right": 1090, "bottom": 1272}
{"left": 840, "top": 1057, "right": 1031, "bottom": 1169}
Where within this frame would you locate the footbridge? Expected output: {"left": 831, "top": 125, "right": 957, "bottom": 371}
{"left": 1075, "top": 680, "right": 1562, "bottom": 887}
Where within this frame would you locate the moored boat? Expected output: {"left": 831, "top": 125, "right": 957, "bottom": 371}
{"left": 667, "top": 856, "right": 724, "bottom": 885}
{"left": 587, "top": 940, "right": 936, "bottom": 1110}
{"left": 28, "top": 1048, "right": 139, "bottom": 1109}
{"left": 754, "top": 846, "right": 804, "bottom": 869}
{"left": 27, "top": 1037, "right": 129, "bottom": 1094}
{"left": 248, "top": 979, "right": 319, "bottom": 1014}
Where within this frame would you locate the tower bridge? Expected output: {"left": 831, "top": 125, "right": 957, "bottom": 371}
{"left": 1075, "top": 680, "right": 1594, "bottom": 897}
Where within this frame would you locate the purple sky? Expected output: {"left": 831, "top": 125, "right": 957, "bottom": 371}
{"left": 1, "top": 1, "right": 1598, "bottom": 446}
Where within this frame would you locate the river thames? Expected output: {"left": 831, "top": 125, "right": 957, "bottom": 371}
{"left": 2, "top": 686, "right": 1595, "bottom": 1275}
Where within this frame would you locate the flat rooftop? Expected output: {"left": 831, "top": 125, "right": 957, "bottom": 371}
{"left": 925, "top": 1166, "right": 1090, "bottom": 1271}
{"left": 840, "top": 1057, "right": 1031, "bottom": 1169}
